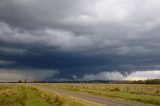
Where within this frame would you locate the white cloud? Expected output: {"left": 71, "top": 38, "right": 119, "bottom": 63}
{"left": 124, "top": 70, "right": 160, "bottom": 80}
{"left": 82, "top": 70, "right": 160, "bottom": 81}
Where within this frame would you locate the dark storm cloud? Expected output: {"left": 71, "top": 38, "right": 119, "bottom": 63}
{"left": 0, "top": 0, "right": 160, "bottom": 81}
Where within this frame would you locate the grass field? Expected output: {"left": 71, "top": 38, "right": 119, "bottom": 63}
{"left": 36, "top": 83, "right": 160, "bottom": 105}
{"left": 0, "top": 83, "right": 160, "bottom": 106}
{"left": 0, "top": 84, "right": 100, "bottom": 106}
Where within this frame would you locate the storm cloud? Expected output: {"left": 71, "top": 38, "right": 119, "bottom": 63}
{"left": 0, "top": 0, "right": 160, "bottom": 81}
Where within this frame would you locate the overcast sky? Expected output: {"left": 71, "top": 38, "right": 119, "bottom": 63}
{"left": 0, "top": 0, "right": 160, "bottom": 82}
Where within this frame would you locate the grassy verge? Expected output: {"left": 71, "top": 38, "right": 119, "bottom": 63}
{"left": 0, "top": 84, "right": 50, "bottom": 106}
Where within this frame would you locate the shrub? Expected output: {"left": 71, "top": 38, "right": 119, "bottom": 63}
{"left": 110, "top": 87, "right": 120, "bottom": 92}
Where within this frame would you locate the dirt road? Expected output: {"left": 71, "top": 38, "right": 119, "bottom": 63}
{"left": 32, "top": 85, "right": 150, "bottom": 106}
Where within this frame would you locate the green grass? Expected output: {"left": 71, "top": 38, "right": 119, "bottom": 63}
{"left": 0, "top": 84, "right": 98, "bottom": 106}
{"left": 0, "top": 85, "right": 50, "bottom": 106}
{"left": 22, "top": 87, "right": 50, "bottom": 106}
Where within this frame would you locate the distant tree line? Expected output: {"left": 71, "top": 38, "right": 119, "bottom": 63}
{"left": 111, "top": 79, "right": 160, "bottom": 84}
{"left": 8, "top": 79, "right": 160, "bottom": 84}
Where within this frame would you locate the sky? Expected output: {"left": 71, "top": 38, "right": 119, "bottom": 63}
{"left": 0, "top": 0, "right": 160, "bottom": 82}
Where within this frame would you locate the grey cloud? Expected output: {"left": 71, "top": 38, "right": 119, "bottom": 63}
{"left": 0, "top": 46, "right": 28, "bottom": 56}
{"left": 0, "top": 22, "right": 93, "bottom": 52}
{"left": 0, "top": 0, "right": 160, "bottom": 29}
{"left": 0, "top": 0, "right": 160, "bottom": 81}
{"left": 0, "top": 0, "right": 85, "bottom": 28}
{"left": 1, "top": 21, "right": 160, "bottom": 56}
{"left": 82, "top": 71, "right": 124, "bottom": 81}
{"left": 0, "top": 60, "right": 16, "bottom": 65}
{"left": 0, "top": 68, "right": 58, "bottom": 82}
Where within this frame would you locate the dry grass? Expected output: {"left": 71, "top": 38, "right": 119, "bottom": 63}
{"left": 0, "top": 84, "right": 100, "bottom": 106}
{"left": 1, "top": 83, "right": 159, "bottom": 105}
{"left": 44, "top": 83, "right": 160, "bottom": 96}
{"left": 38, "top": 83, "right": 160, "bottom": 105}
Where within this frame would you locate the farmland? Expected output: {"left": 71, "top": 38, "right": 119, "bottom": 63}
{"left": 0, "top": 83, "right": 160, "bottom": 106}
